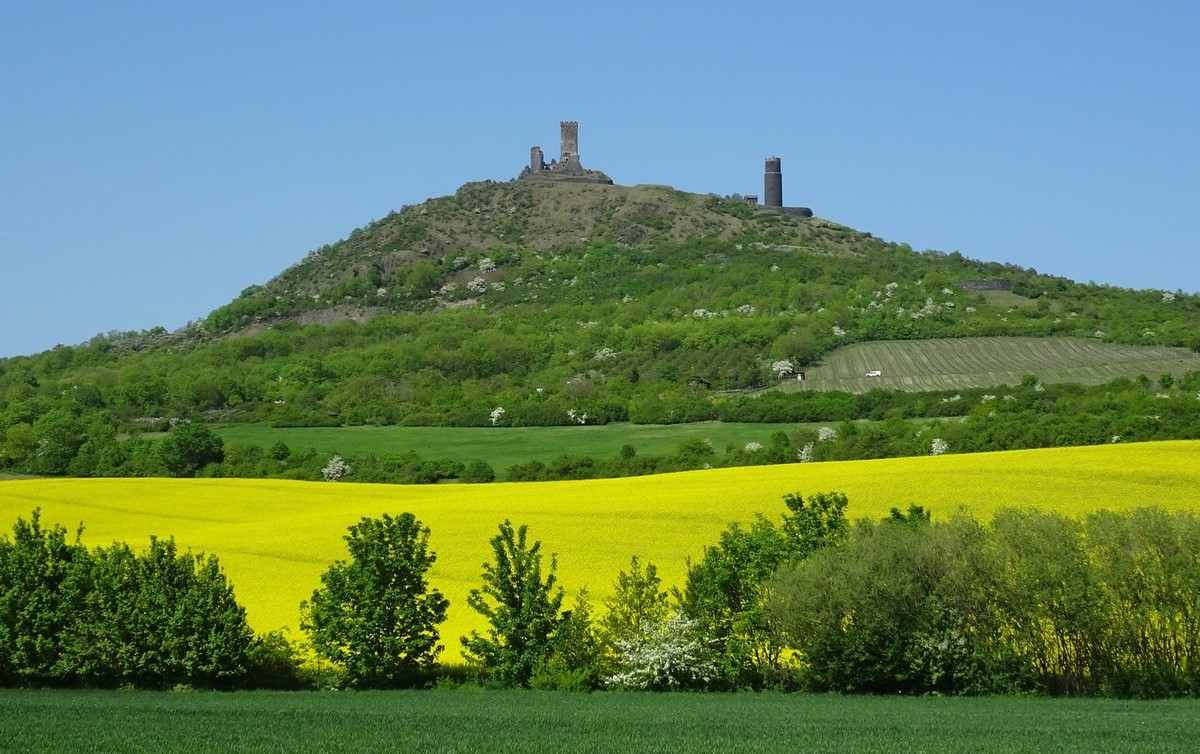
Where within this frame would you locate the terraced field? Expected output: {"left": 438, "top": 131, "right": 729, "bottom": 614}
{"left": 785, "top": 336, "right": 1200, "bottom": 393}
{"left": 3, "top": 440, "right": 1198, "bottom": 659}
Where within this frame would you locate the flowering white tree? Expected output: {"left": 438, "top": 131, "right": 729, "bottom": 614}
{"left": 930, "top": 438, "right": 949, "bottom": 456}
{"left": 605, "top": 613, "right": 718, "bottom": 691}
{"left": 797, "top": 442, "right": 815, "bottom": 463}
{"left": 489, "top": 407, "right": 506, "bottom": 426}
{"left": 817, "top": 426, "right": 837, "bottom": 442}
{"left": 743, "top": 441, "right": 763, "bottom": 453}
{"left": 770, "top": 360, "right": 794, "bottom": 379}
{"left": 322, "top": 455, "right": 351, "bottom": 482}
{"left": 478, "top": 257, "right": 497, "bottom": 273}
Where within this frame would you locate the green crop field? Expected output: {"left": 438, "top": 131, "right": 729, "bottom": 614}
{"left": 3, "top": 440, "right": 1198, "bottom": 658}
{"left": 215, "top": 420, "right": 838, "bottom": 469}
{"left": 1, "top": 690, "right": 1197, "bottom": 752}
{"left": 782, "top": 336, "right": 1200, "bottom": 393}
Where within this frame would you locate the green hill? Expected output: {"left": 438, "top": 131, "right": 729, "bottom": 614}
{"left": 1, "top": 179, "right": 1198, "bottom": 480}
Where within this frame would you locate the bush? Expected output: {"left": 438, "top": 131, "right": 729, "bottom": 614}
{"left": 460, "top": 460, "right": 495, "bottom": 483}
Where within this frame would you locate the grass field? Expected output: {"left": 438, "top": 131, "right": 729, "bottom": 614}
{"left": 1, "top": 690, "right": 1197, "bottom": 753}
{"left": 781, "top": 336, "right": 1200, "bottom": 393}
{"left": 215, "top": 420, "right": 838, "bottom": 469}
{"left": 3, "top": 441, "right": 1199, "bottom": 659}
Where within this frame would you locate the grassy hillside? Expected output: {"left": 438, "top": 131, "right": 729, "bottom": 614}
{"left": 5, "top": 440, "right": 1197, "bottom": 658}
{"left": 2, "top": 178, "right": 1198, "bottom": 485}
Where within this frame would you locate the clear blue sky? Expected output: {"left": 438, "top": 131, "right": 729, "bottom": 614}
{"left": 3, "top": 1, "right": 1198, "bottom": 357}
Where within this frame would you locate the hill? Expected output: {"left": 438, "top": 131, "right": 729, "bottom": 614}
{"left": 1, "top": 178, "right": 1199, "bottom": 480}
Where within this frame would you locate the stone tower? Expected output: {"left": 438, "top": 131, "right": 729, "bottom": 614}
{"left": 518, "top": 121, "right": 612, "bottom": 184}
{"left": 764, "top": 157, "right": 782, "bottom": 207}
{"left": 560, "top": 121, "right": 579, "bottom": 166}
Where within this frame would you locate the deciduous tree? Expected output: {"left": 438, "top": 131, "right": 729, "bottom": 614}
{"left": 302, "top": 513, "right": 448, "bottom": 688}
{"left": 462, "top": 520, "right": 564, "bottom": 686}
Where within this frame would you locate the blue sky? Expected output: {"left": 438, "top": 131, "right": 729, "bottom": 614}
{"left": 2, "top": 1, "right": 1197, "bottom": 357}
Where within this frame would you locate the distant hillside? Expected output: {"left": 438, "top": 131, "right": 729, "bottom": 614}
{"left": 205, "top": 181, "right": 871, "bottom": 333}
{"left": 1, "top": 178, "right": 1198, "bottom": 473}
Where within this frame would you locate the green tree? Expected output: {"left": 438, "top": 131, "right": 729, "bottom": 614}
{"left": 460, "top": 459, "right": 495, "bottom": 483}
{"left": 155, "top": 422, "right": 225, "bottom": 477}
{"left": 680, "top": 491, "right": 849, "bottom": 685}
{"left": 770, "top": 514, "right": 935, "bottom": 693}
{"left": 29, "top": 409, "right": 86, "bottom": 475}
{"left": 986, "top": 509, "right": 1108, "bottom": 695}
{"left": 461, "top": 520, "right": 564, "bottom": 686}
{"left": 0, "top": 510, "right": 91, "bottom": 685}
{"left": 600, "top": 555, "right": 672, "bottom": 648}
{"left": 530, "top": 590, "right": 605, "bottom": 691}
{"left": 302, "top": 513, "right": 448, "bottom": 688}
{"left": 67, "top": 537, "right": 254, "bottom": 689}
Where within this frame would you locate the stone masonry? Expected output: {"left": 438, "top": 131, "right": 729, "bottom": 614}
{"left": 519, "top": 121, "right": 613, "bottom": 184}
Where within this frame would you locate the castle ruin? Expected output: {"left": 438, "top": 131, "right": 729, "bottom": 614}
{"left": 519, "top": 121, "right": 613, "bottom": 184}
{"left": 517, "top": 122, "right": 810, "bottom": 216}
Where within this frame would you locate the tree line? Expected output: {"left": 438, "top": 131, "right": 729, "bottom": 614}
{"left": 3, "top": 372, "right": 1199, "bottom": 482}
{"left": 5, "top": 497, "right": 1200, "bottom": 697}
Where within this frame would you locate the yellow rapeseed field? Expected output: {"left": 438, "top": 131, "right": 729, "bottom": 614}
{"left": 3, "top": 440, "right": 1199, "bottom": 660}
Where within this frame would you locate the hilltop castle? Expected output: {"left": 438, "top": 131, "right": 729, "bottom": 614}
{"left": 517, "top": 121, "right": 811, "bottom": 216}
{"left": 519, "top": 121, "right": 613, "bottom": 184}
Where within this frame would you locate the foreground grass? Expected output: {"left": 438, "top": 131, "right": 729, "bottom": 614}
{"left": 0, "top": 690, "right": 1196, "bottom": 753}
{"left": 3, "top": 441, "right": 1198, "bottom": 660}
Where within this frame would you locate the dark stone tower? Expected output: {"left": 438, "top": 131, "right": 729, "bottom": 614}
{"left": 530, "top": 146, "right": 545, "bottom": 172}
{"left": 560, "top": 121, "right": 579, "bottom": 167}
{"left": 764, "top": 156, "right": 782, "bottom": 207}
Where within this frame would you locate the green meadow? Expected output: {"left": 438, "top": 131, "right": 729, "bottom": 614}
{"left": 0, "top": 690, "right": 1196, "bottom": 753}
{"left": 214, "top": 420, "right": 833, "bottom": 469}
